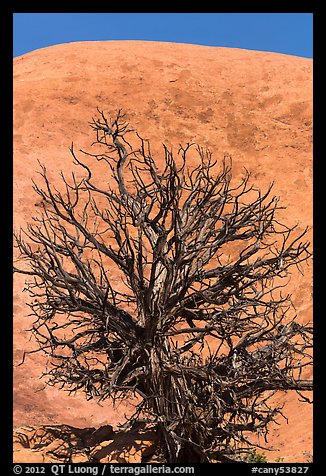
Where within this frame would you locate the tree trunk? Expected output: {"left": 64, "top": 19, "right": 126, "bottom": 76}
{"left": 144, "top": 344, "right": 209, "bottom": 463}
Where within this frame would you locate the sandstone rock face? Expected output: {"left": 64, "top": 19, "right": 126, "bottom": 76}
{"left": 13, "top": 424, "right": 158, "bottom": 463}
{"left": 13, "top": 40, "right": 312, "bottom": 462}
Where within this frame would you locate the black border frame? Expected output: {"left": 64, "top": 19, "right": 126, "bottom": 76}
{"left": 2, "top": 2, "right": 320, "bottom": 474}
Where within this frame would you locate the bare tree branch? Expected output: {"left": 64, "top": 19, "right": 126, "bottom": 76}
{"left": 14, "top": 110, "right": 312, "bottom": 463}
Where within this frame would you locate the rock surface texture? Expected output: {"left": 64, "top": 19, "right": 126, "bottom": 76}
{"left": 14, "top": 41, "right": 312, "bottom": 462}
{"left": 13, "top": 424, "right": 158, "bottom": 463}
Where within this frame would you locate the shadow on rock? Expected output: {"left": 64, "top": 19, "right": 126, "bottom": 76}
{"left": 13, "top": 422, "right": 159, "bottom": 463}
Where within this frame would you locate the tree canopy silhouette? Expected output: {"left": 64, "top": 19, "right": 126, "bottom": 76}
{"left": 14, "top": 110, "right": 312, "bottom": 463}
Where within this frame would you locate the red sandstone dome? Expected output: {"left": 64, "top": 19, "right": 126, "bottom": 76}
{"left": 13, "top": 40, "right": 312, "bottom": 462}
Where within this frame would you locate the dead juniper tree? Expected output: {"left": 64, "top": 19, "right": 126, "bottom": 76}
{"left": 14, "top": 110, "right": 312, "bottom": 463}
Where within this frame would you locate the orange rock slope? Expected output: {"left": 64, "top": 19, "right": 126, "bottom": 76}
{"left": 13, "top": 41, "right": 313, "bottom": 462}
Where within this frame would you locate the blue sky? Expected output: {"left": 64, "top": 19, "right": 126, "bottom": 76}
{"left": 13, "top": 13, "right": 313, "bottom": 59}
